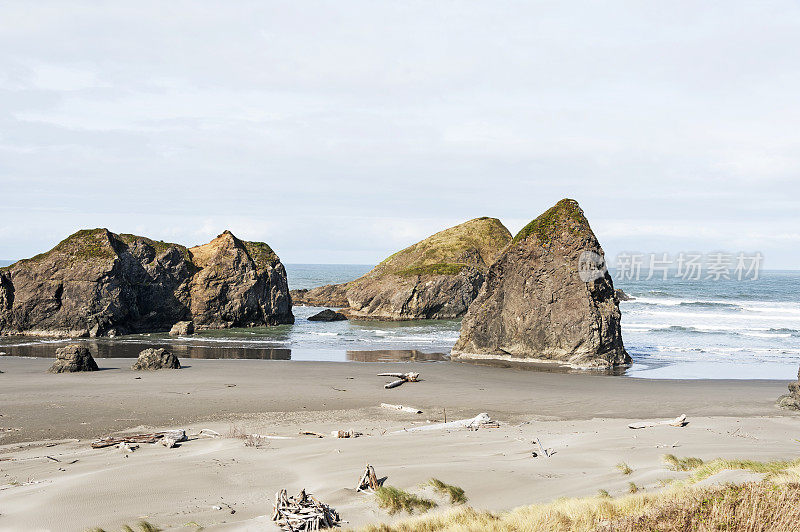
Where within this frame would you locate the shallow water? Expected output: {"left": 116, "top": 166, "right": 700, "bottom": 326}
{"left": 1, "top": 265, "right": 798, "bottom": 380}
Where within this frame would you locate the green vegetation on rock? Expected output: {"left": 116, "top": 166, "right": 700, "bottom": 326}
{"left": 372, "top": 217, "right": 511, "bottom": 278}
{"left": 512, "top": 198, "right": 589, "bottom": 246}
{"left": 118, "top": 233, "right": 189, "bottom": 259}
{"left": 23, "top": 228, "right": 116, "bottom": 265}
{"left": 243, "top": 240, "right": 280, "bottom": 270}
{"left": 396, "top": 263, "right": 466, "bottom": 277}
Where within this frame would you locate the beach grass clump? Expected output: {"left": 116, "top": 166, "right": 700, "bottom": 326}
{"left": 360, "top": 457, "right": 800, "bottom": 531}
{"left": 361, "top": 482, "right": 800, "bottom": 531}
{"left": 662, "top": 454, "right": 704, "bottom": 472}
{"left": 627, "top": 482, "right": 639, "bottom": 494}
{"left": 427, "top": 478, "right": 468, "bottom": 504}
{"left": 597, "top": 482, "right": 800, "bottom": 531}
{"left": 597, "top": 489, "right": 611, "bottom": 498}
{"left": 616, "top": 462, "right": 633, "bottom": 475}
{"left": 375, "top": 486, "right": 437, "bottom": 514}
{"left": 687, "top": 457, "right": 800, "bottom": 483}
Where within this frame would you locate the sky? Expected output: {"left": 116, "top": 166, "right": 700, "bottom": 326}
{"left": 1, "top": 1, "right": 799, "bottom": 268}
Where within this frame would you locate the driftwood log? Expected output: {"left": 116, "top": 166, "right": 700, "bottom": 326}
{"left": 91, "top": 434, "right": 160, "bottom": 448}
{"left": 628, "top": 414, "right": 688, "bottom": 430}
{"left": 299, "top": 431, "right": 326, "bottom": 438}
{"left": 393, "top": 413, "right": 498, "bottom": 433}
{"left": 272, "top": 488, "right": 340, "bottom": 531}
{"left": 356, "top": 464, "right": 380, "bottom": 491}
{"left": 331, "top": 429, "right": 362, "bottom": 438}
{"left": 381, "top": 403, "right": 423, "bottom": 414}
{"left": 378, "top": 372, "right": 420, "bottom": 389}
{"left": 91, "top": 429, "right": 187, "bottom": 449}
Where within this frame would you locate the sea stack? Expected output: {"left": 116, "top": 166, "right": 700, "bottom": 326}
{"left": 292, "top": 217, "right": 512, "bottom": 320}
{"left": 452, "top": 199, "right": 629, "bottom": 368}
{"left": 0, "top": 228, "right": 293, "bottom": 337}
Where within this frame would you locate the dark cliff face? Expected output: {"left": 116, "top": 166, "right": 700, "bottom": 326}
{"left": 0, "top": 228, "right": 293, "bottom": 337}
{"left": 452, "top": 199, "right": 629, "bottom": 368}
{"left": 291, "top": 217, "right": 512, "bottom": 320}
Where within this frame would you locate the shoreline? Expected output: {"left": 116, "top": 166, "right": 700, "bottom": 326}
{"left": 0, "top": 356, "right": 792, "bottom": 445}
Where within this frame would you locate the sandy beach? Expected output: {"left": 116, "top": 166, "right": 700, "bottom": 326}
{"left": 1, "top": 357, "right": 797, "bottom": 531}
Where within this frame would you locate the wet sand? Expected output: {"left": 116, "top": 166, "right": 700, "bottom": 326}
{"left": 0, "top": 356, "right": 797, "bottom": 531}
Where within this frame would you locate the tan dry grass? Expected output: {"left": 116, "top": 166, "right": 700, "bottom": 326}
{"left": 360, "top": 457, "right": 800, "bottom": 532}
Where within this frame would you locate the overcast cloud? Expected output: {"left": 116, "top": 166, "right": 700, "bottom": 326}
{"left": 1, "top": 1, "right": 799, "bottom": 267}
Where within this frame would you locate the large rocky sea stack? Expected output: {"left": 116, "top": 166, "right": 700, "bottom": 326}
{"left": 452, "top": 199, "right": 629, "bottom": 368}
{"left": 292, "top": 217, "right": 512, "bottom": 320}
{"left": 0, "top": 228, "right": 293, "bottom": 337}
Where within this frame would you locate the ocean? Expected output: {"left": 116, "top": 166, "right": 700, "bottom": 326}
{"left": 0, "top": 264, "right": 798, "bottom": 380}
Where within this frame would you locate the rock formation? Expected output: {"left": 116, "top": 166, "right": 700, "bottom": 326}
{"left": 0, "top": 228, "right": 293, "bottom": 337}
{"left": 48, "top": 344, "right": 99, "bottom": 373}
{"left": 778, "top": 367, "right": 800, "bottom": 410}
{"left": 290, "top": 217, "right": 512, "bottom": 320}
{"left": 308, "top": 309, "right": 348, "bottom": 322}
{"left": 291, "top": 284, "right": 350, "bottom": 307}
{"left": 169, "top": 320, "right": 194, "bottom": 336}
{"left": 131, "top": 348, "right": 181, "bottom": 370}
{"left": 452, "top": 199, "right": 630, "bottom": 368}
{"left": 615, "top": 289, "right": 634, "bottom": 301}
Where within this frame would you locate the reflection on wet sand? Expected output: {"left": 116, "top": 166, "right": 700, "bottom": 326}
{"left": 346, "top": 350, "right": 448, "bottom": 362}
{"left": 0, "top": 339, "right": 451, "bottom": 364}
{"left": 451, "top": 356, "right": 628, "bottom": 375}
{"left": 0, "top": 340, "right": 292, "bottom": 360}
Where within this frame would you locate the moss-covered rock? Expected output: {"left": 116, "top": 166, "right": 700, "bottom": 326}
{"left": 292, "top": 217, "right": 512, "bottom": 320}
{"left": 0, "top": 228, "right": 293, "bottom": 337}
{"left": 512, "top": 198, "right": 589, "bottom": 246}
{"left": 453, "top": 199, "right": 629, "bottom": 368}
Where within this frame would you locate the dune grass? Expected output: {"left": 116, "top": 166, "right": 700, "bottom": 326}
{"left": 362, "top": 482, "right": 800, "bottom": 532}
{"left": 616, "top": 462, "right": 633, "bottom": 475}
{"left": 427, "top": 478, "right": 468, "bottom": 504}
{"left": 360, "top": 457, "right": 800, "bottom": 531}
{"left": 374, "top": 486, "right": 437, "bottom": 514}
{"left": 662, "top": 454, "right": 704, "bottom": 471}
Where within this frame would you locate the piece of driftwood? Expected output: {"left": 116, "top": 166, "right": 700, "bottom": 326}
{"left": 91, "top": 433, "right": 161, "bottom": 448}
{"left": 536, "top": 437, "right": 551, "bottom": 458}
{"left": 331, "top": 429, "right": 362, "bottom": 438}
{"left": 379, "top": 372, "right": 420, "bottom": 389}
{"left": 118, "top": 442, "right": 138, "bottom": 453}
{"left": 378, "top": 372, "right": 419, "bottom": 381}
{"left": 299, "top": 431, "right": 326, "bottom": 438}
{"left": 381, "top": 403, "right": 423, "bottom": 414}
{"left": 356, "top": 464, "right": 380, "bottom": 491}
{"left": 272, "top": 488, "right": 340, "bottom": 531}
{"left": 250, "top": 433, "right": 293, "bottom": 440}
{"left": 628, "top": 414, "right": 688, "bottom": 430}
{"left": 91, "top": 429, "right": 187, "bottom": 449}
{"left": 160, "top": 429, "right": 187, "bottom": 448}
{"left": 393, "top": 413, "right": 497, "bottom": 433}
